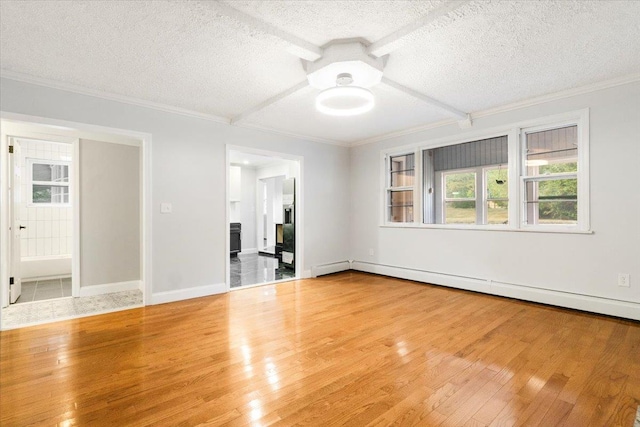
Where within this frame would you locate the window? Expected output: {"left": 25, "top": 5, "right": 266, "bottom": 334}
{"left": 386, "top": 153, "right": 415, "bottom": 223}
{"left": 443, "top": 170, "right": 476, "bottom": 224}
{"left": 381, "top": 109, "right": 589, "bottom": 232}
{"left": 522, "top": 125, "right": 579, "bottom": 226}
{"left": 425, "top": 135, "right": 509, "bottom": 225}
{"left": 28, "top": 159, "right": 70, "bottom": 205}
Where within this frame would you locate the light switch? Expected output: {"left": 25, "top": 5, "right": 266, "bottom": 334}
{"left": 160, "top": 202, "right": 172, "bottom": 214}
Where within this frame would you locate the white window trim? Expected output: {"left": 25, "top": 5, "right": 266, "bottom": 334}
{"left": 379, "top": 108, "right": 591, "bottom": 234}
{"left": 27, "top": 158, "right": 72, "bottom": 207}
{"left": 381, "top": 149, "right": 421, "bottom": 226}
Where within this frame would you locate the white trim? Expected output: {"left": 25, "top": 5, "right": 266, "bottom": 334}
{"left": 380, "top": 109, "right": 590, "bottom": 233}
{"left": 310, "top": 261, "right": 351, "bottom": 278}
{"left": 351, "top": 261, "right": 640, "bottom": 321}
{"left": 151, "top": 282, "right": 226, "bottom": 305}
{"left": 78, "top": 280, "right": 141, "bottom": 297}
{"left": 2, "top": 72, "right": 638, "bottom": 149}
{"left": 354, "top": 73, "right": 640, "bottom": 147}
{"left": 1, "top": 71, "right": 229, "bottom": 125}
{"left": 0, "top": 111, "right": 152, "bottom": 330}
{"left": 378, "top": 223, "right": 593, "bottom": 234}
{"left": 240, "top": 248, "right": 259, "bottom": 255}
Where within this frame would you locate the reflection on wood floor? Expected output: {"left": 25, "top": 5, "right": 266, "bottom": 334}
{"left": 1, "top": 271, "right": 639, "bottom": 426}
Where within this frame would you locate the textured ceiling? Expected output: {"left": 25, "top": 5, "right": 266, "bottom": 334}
{"left": 1, "top": 0, "right": 639, "bottom": 145}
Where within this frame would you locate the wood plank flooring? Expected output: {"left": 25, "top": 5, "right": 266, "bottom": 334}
{"left": 1, "top": 271, "right": 639, "bottom": 426}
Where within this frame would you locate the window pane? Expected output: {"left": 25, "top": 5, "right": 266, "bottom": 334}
{"left": 445, "top": 201, "right": 476, "bottom": 224}
{"left": 525, "top": 179, "right": 577, "bottom": 224}
{"left": 526, "top": 126, "right": 578, "bottom": 174}
{"left": 33, "top": 185, "right": 69, "bottom": 204}
{"left": 445, "top": 172, "right": 475, "bottom": 199}
{"left": 487, "top": 200, "right": 508, "bottom": 224}
{"left": 51, "top": 164, "right": 69, "bottom": 183}
{"left": 486, "top": 168, "right": 508, "bottom": 225}
{"left": 388, "top": 190, "right": 413, "bottom": 222}
{"left": 32, "top": 163, "right": 69, "bottom": 183}
{"left": 32, "top": 164, "right": 52, "bottom": 182}
{"left": 390, "top": 154, "right": 414, "bottom": 187}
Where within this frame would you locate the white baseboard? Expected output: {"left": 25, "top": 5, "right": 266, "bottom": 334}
{"left": 351, "top": 261, "right": 640, "bottom": 321}
{"left": 311, "top": 261, "right": 351, "bottom": 278}
{"left": 79, "top": 280, "right": 141, "bottom": 297}
{"left": 151, "top": 282, "right": 226, "bottom": 305}
{"left": 241, "top": 248, "right": 258, "bottom": 254}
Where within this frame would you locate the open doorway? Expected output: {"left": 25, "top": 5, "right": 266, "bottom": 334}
{"left": 1, "top": 114, "right": 150, "bottom": 330}
{"left": 227, "top": 148, "right": 301, "bottom": 289}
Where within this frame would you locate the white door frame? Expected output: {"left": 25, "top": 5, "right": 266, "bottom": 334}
{"left": 0, "top": 112, "right": 153, "bottom": 326}
{"left": 225, "top": 145, "right": 304, "bottom": 291}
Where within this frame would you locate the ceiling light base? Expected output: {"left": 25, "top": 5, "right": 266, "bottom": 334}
{"left": 304, "top": 41, "right": 385, "bottom": 90}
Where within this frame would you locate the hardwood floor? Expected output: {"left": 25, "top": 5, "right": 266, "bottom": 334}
{"left": 1, "top": 271, "right": 639, "bottom": 426}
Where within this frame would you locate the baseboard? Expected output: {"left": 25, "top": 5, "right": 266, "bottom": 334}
{"left": 241, "top": 248, "right": 258, "bottom": 254}
{"left": 151, "top": 282, "right": 226, "bottom": 305}
{"left": 351, "top": 261, "right": 640, "bottom": 321}
{"left": 79, "top": 280, "right": 141, "bottom": 297}
{"left": 311, "top": 261, "right": 351, "bottom": 278}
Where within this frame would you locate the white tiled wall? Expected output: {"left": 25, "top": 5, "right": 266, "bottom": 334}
{"left": 18, "top": 139, "right": 73, "bottom": 259}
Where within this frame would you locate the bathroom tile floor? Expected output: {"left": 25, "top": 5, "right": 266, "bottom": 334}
{"left": 1, "top": 289, "right": 143, "bottom": 330}
{"left": 15, "top": 277, "right": 72, "bottom": 304}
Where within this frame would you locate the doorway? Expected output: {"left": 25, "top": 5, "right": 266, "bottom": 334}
{"left": 227, "top": 147, "right": 302, "bottom": 289}
{"left": 1, "top": 113, "right": 152, "bottom": 330}
{"left": 8, "top": 137, "right": 75, "bottom": 304}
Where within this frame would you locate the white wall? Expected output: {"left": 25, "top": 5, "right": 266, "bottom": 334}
{"left": 350, "top": 81, "right": 640, "bottom": 319}
{"left": 238, "top": 165, "right": 256, "bottom": 252}
{"left": 0, "top": 77, "right": 351, "bottom": 297}
{"left": 80, "top": 139, "right": 140, "bottom": 287}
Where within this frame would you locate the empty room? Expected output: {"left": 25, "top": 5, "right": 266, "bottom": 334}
{"left": 1, "top": 1, "right": 639, "bottom": 426}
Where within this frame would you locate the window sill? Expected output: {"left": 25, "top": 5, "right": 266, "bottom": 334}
{"left": 379, "top": 223, "right": 593, "bottom": 235}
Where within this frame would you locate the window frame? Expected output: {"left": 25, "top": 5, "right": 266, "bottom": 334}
{"left": 380, "top": 108, "right": 590, "bottom": 233}
{"left": 519, "top": 116, "right": 589, "bottom": 232}
{"left": 381, "top": 148, "right": 421, "bottom": 226}
{"left": 27, "top": 158, "right": 72, "bottom": 207}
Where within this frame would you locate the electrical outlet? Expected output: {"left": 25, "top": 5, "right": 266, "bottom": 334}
{"left": 617, "top": 273, "right": 630, "bottom": 287}
{"left": 368, "top": 248, "right": 374, "bottom": 256}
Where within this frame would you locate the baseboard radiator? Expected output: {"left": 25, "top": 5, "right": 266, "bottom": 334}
{"left": 310, "top": 260, "right": 640, "bottom": 321}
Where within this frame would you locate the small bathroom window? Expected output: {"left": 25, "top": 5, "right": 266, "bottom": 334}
{"left": 27, "top": 159, "right": 71, "bottom": 206}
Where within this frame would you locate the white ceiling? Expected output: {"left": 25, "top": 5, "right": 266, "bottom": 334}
{"left": 1, "top": 1, "right": 639, "bottom": 145}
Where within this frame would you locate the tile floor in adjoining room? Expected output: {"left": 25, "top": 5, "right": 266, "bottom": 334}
{"left": 230, "top": 253, "right": 295, "bottom": 288}
{"left": 1, "top": 289, "right": 143, "bottom": 330}
{"left": 15, "top": 278, "right": 72, "bottom": 304}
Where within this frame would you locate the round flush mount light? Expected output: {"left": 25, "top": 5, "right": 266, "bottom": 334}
{"left": 316, "top": 74, "right": 375, "bottom": 116}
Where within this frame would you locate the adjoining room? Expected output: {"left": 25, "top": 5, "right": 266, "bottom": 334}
{"left": 228, "top": 150, "right": 300, "bottom": 288}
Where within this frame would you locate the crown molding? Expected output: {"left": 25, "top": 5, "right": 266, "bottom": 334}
{"left": 1, "top": 70, "right": 346, "bottom": 147}
{"left": 1, "top": 69, "right": 231, "bottom": 125}
{"left": 3, "top": 70, "right": 638, "bottom": 149}
{"left": 352, "top": 73, "right": 640, "bottom": 147}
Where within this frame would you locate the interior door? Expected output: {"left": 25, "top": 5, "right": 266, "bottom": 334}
{"left": 9, "top": 138, "right": 22, "bottom": 303}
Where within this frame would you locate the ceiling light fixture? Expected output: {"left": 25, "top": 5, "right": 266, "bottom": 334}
{"left": 315, "top": 73, "right": 375, "bottom": 117}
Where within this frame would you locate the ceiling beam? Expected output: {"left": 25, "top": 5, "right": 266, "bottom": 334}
{"left": 214, "top": 1, "right": 323, "bottom": 61}
{"left": 381, "top": 77, "right": 469, "bottom": 122}
{"left": 231, "top": 81, "right": 309, "bottom": 124}
{"left": 368, "top": 1, "right": 471, "bottom": 57}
